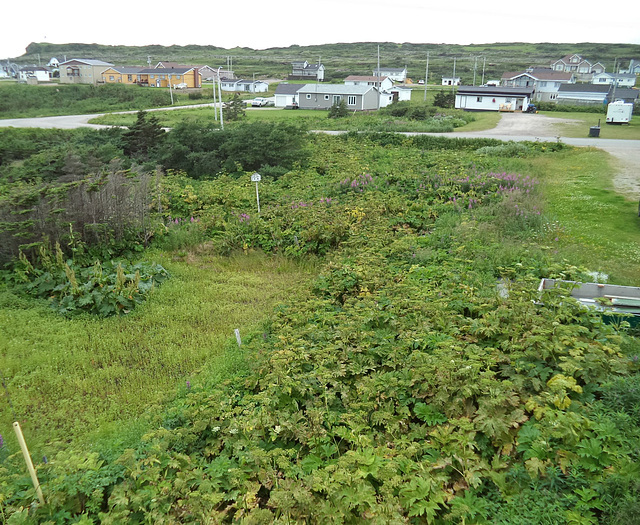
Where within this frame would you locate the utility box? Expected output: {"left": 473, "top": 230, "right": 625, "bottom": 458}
{"left": 606, "top": 101, "right": 633, "bottom": 124}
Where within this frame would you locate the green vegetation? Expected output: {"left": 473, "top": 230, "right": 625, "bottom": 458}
{"left": 16, "top": 41, "right": 640, "bottom": 88}
{"left": 0, "top": 120, "right": 639, "bottom": 523}
{"left": 90, "top": 104, "right": 479, "bottom": 133}
{"left": 0, "top": 83, "right": 177, "bottom": 119}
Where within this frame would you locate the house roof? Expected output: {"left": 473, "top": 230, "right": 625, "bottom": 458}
{"left": 104, "top": 67, "right": 144, "bottom": 74}
{"left": 137, "top": 67, "right": 195, "bottom": 74}
{"left": 456, "top": 85, "right": 534, "bottom": 96}
{"left": 155, "top": 61, "right": 182, "bottom": 68}
{"left": 502, "top": 70, "right": 574, "bottom": 81}
{"left": 374, "top": 67, "right": 406, "bottom": 73}
{"left": 235, "top": 79, "right": 268, "bottom": 85}
{"left": 345, "top": 75, "right": 390, "bottom": 82}
{"left": 557, "top": 84, "right": 611, "bottom": 93}
{"left": 612, "top": 88, "right": 639, "bottom": 100}
{"left": 20, "top": 66, "right": 49, "bottom": 72}
{"left": 60, "top": 59, "right": 114, "bottom": 66}
{"left": 275, "top": 83, "right": 303, "bottom": 95}
{"left": 298, "top": 83, "right": 375, "bottom": 95}
{"left": 593, "top": 72, "right": 636, "bottom": 80}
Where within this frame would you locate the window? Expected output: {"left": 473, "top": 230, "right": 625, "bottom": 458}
{"left": 109, "top": 75, "right": 114, "bottom": 81}
{"left": 150, "top": 74, "right": 155, "bottom": 79}
{"left": 348, "top": 95, "right": 356, "bottom": 105}
{"left": 176, "top": 75, "right": 181, "bottom": 79}
{"left": 127, "top": 75, "right": 132, "bottom": 81}
{"left": 306, "top": 94, "right": 311, "bottom": 99}
{"left": 324, "top": 95, "right": 330, "bottom": 100}
{"left": 505, "top": 98, "right": 512, "bottom": 103}
{"left": 332, "top": 95, "right": 342, "bottom": 105}
{"left": 476, "top": 96, "right": 483, "bottom": 102}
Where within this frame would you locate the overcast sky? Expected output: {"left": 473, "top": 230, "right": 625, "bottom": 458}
{"left": 3, "top": 0, "right": 640, "bottom": 59}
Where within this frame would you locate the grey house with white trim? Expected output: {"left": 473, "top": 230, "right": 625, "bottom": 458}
{"left": 290, "top": 61, "right": 325, "bottom": 81}
{"left": 297, "top": 84, "right": 379, "bottom": 111}
{"left": 501, "top": 69, "right": 575, "bottom": 102}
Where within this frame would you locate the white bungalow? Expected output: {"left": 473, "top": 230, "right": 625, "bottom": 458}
{"left": 455, "top": 86, "right": 534, "bottom": 112}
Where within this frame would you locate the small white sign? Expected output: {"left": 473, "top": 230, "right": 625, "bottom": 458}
{"left": 251, "top": 173, "right": 261, "bottom": 182}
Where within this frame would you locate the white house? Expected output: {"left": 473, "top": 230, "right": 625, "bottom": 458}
{"left": 345, "top": 75, "right": 393, "bottom": 91}
{"left": 220, "top": 79, "right": 269, "bottom": 92}
{"left": 501, "top": 69, "right": 575, "bottom": 102}
{"left": 18, "top": 66, "right": 51, "bottom": 82}
{"left": 388, "top": 86, "right": 412, "bottom": 102}
{"left": 442, "top": 76, "right": 461, "bottom": 86}
{"left": 47, "top": 57, "right": 59, "bottom": 68}
{"left": 455, "top": 86, "right": 534, "bottom": 112}
{"left": 274, "top": 83, "right": 302, "bottom": 107}
{"left": 373, "top": 66, "right": 407, "bottom": 82}
{"left": 592, "top": 73, "right": 636, "bottom": 88}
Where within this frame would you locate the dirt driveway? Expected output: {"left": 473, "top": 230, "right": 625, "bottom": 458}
{"left": 454, "top": 113, "right": 640, "bottom": 200}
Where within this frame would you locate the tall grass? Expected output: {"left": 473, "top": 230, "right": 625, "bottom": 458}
{"left": 0, "top": 250, "right": 316, "bottom": 448}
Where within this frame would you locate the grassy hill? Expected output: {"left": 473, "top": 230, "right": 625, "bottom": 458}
{"left": 16, "top": 41, "right": 640, "bottom": 84}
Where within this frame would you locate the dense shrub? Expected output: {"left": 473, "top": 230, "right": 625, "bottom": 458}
{"left": 11, "top": 244, "right": 169, "bottom": 317}
{"left": 536, "top": 101, "right": 606, "bottom": 113}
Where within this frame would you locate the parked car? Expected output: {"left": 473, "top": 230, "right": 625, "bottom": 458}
{"left": 252, "top": 97, "right": 269, "bottom": 107}
{"left": 174, "top": 83, "right": 188, "bottom": 89}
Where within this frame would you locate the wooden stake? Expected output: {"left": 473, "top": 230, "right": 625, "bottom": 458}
{"left": 13, "top": 421, "right": 45, "bottom": 505}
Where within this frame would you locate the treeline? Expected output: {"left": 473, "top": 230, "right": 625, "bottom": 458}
{"left": 0, "top": 116, "right": 308, "bottom": 265}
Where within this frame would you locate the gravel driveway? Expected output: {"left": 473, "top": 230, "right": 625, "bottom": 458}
{"left": 452, "top": 113, "right": 640, "bottom": 200}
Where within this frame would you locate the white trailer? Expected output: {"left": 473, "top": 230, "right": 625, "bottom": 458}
{"left": 606, "top": 101, "right": 633, "bottom": 124}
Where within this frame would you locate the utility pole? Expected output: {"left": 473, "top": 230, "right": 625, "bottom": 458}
{"left": 377, "top": 44, "right": 381, "bottom": 110}
{"left": 473, "top": 56, "right": 478, "bottom": 86}
{"left": 217, "top": 67, "right": 224, "bottom": 130}
{"left": 482, "top": 57, "right": 486, "bottom": 86}
{"left": 423, "top": 52, "right": 430, "bottom": 102}
{"left": 213, "top": 69, "right": 218, "bottom": 121}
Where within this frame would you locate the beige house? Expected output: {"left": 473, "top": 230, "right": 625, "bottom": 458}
{"left": 59, "top": 59, "right": 114, "bottom": 84}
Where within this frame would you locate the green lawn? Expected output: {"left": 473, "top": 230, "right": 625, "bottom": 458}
{"left": 541, "top": 111, "right": 640, "bottom": 140}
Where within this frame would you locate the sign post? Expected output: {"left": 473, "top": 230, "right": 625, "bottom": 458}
{"left": 251, "top": 173, "right": 261, "bottom": 214}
